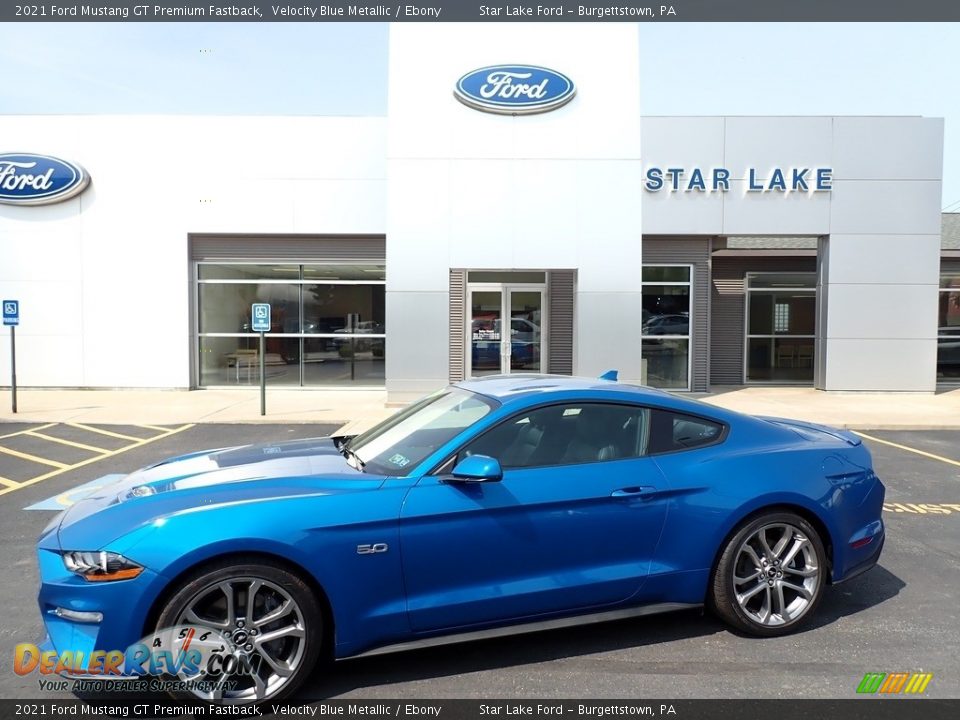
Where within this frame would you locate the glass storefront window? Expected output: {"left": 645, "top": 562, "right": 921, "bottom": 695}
{"left": 642, "top": 339, "right": 689, "bottom": 389}
{"left": 641, "top": 265, "right": 692, "bottom": 390}
{"left": 303, "top": 284, "right": 385, "bottom": 334}
{"left": 198, "top": 264, "right": 300, "bottom": 280}
{"left": 745, "top": 273, "right": 816, "bottom": 383}
{"left": 196, "top": 263, "right": 386, "bottom": 387}
{"left": 746, "top": 273, "right": 816, "bottom": 289}
{"left": 642, "top": 266, "right": 690, "bottom": 283}
{"left": 199, "top": 283, "right": 301, "bottom": 334}
{"left": 303, "top": 337, "right": 385, "bottom": 387}
{"left": 939, "top": 276, "right": 960, "bottom": 381}
{"left": 302, "top": 265, "right": 386, "bottom": 281}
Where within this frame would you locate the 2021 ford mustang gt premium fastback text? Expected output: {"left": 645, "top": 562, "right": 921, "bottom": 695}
{"left": 34, "top": 375, "right": 885, "bottom": 703}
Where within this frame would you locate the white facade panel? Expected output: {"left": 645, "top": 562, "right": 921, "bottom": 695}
{"left": 721, "top": 181, "right": 832, "bottom": 236}
{"left": 723, "top": 117, "right": 834, "bottom": 177}
{"left": 832, "top": 117, "right": 944, "bottom": 181}
{"left": 821, "top": 338, "right": 938, "bottom": 392}
{"left": 827, "top": 234, "right": 942, "bottom": 285}
{"left": 825, "top": 283, "right": 939, "bottom": 340}
{"left": 829, "top": 180, "right": 943, "bottom": 235}
{"left": 641, "top": 117, "right": 725, "bottom": 169}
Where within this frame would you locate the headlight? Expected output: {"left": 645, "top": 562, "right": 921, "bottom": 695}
{"left": 62, "top": 551, "right": 144, "bottom": 582}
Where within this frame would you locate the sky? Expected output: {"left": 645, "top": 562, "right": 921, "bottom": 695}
{"left": 1, "top": 22, "right": 957, "bottom": 209}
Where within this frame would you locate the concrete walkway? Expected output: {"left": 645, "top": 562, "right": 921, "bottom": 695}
{"left": 0, "top": 385, "right": 959, "bottom": 432}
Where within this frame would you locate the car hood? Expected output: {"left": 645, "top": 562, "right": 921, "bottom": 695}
{"left": 49, "top": 437, "right": 385, "bottom": 551}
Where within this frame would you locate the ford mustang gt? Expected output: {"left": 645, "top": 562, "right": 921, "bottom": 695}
{"left": 34, "top": 375, "right": 885, "bottom": 703}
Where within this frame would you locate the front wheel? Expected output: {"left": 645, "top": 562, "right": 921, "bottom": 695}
{"left": 710, "top": 512, "right": 826, "bottom": 636}
{"left": 155, "top": 559, "right": 323, "bottom": 703}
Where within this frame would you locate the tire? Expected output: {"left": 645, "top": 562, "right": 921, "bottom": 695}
{"left": 710, "top": 511, "right": 827, "bottom": 637}
{"left": 154, "top": 558, "right": 324, "bottom": 703}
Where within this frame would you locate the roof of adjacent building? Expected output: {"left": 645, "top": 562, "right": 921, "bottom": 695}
{"left": 726, "top": 213, "right": 960, "bottom": 251}
{"left": 944, "top": 213, "right": 960, "bottom": 250}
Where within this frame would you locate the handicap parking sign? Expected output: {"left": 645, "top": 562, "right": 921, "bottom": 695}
{"left": 251, "top": 303, "right": 271, "bottom": 332}
{"left": 3, "top": 300, "right": 18, "bottom": 326}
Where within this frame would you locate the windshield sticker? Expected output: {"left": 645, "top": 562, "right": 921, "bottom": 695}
{"left": 388, "top": 454, "right": 410, "bottom": 468}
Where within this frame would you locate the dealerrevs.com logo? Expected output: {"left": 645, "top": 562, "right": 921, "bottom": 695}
{"left": 14, "top": 625, "right": 260, "bottom": 694}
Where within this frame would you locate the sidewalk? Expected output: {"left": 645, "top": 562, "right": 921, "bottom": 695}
{"left": 0, "top": 385, "right": 959, "bottom": 433}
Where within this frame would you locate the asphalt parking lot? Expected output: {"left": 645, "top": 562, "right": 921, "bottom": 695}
{"left": 0, "top": 424, "right": 957, "bottom": 700}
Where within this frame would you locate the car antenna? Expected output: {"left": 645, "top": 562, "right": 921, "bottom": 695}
{"left": 599, "top": 370, "right": 618, "bottom": 381}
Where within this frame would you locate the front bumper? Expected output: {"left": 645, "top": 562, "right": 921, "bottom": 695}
{"left": 36, "top": 546, "right": 164, "bottom": 664}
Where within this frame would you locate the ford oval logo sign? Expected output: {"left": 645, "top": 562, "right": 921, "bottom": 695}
{"left": 454, "top": 65, "right": 576, "bottom": 115}
{"left": 0, "top": 153, "right": 90, "bottom": 206}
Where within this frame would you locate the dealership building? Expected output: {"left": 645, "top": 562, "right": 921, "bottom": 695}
{"left": 1, "top": 25, "right": 957, "bottom": 401}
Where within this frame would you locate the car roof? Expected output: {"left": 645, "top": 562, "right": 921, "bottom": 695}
{"left": 454, "top": 374, "right": 728, "bottom": 418}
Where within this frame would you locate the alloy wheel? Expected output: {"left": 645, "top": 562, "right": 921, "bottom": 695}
{"left": 175, "top": 576, "right": 307, "bottom": 702}
{"left": 732, "top": 522, "right": 821, "bottom": 627}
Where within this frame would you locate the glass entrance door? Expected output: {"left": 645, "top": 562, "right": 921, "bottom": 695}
{"left": 468, "top": 285, "right": 544, "bottom": 376}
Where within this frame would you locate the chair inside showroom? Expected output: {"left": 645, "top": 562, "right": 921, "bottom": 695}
{"left": 797, "top": 344, "right": 814, "bottom": 368}
{"left": 776, "top": 344, "right": 795, "bottom": 368}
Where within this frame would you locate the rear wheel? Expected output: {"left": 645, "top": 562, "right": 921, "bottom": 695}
{"left": 711, "top": 512, "right": 826, "bottom": 636}
{"left": 155, "top": 559, "right": 323, "bottom": 703}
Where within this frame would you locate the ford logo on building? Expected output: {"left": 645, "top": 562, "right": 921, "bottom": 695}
{"left": 0, "top": 153, "right": 90, "bottom": 206}
{"left": 454, "top": 65, "right": 576, "bottom": 115}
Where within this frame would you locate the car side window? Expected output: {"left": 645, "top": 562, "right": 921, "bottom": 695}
{"left": 459, "top": 403, "right": 650, "bottom": 470}
{"left": 647, "top": 410, "right": 723, "bottom": 455}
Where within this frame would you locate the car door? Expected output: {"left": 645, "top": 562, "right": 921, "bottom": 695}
{"left": 399, "top": 402, "right": 670, "bottom": 633}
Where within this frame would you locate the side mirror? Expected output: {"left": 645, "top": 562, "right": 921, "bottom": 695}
{"left": 450, "top": 454, "right": 503, "bottom": 483}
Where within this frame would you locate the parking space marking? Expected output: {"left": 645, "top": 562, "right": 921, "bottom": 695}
{"left": 64, "top": 423, "right": 142, "bottom": 442}
{"left": 0, "top": 423, "right": 195, "bottom": 498}
{"left": 0, "top": 423, "right": 57, "bottom": 441}
{"left": 24, "top": 430, "right": 109, "bottom": 454}
{"left": 0, "top": 444, "right": 68, "bottom": 469}
{"left": 139, "top": 424, "right": 177, "bottom": 433}
{"left": 883, "top": 502, "right": 960, "bottom": 514}
{"left": 853, "top": 431, "right": 960, "bottom": 468}
{"left": 0, "top": 476, "right": 19, "bottom": 489}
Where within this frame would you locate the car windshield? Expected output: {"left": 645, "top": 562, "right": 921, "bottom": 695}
{"left": 345, "top": 387, "right": 498, "bottom": 475}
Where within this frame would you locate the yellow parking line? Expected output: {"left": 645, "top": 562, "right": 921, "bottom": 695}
{"left": 0, "top": 424, "right": 195, "bottom": 498}
{"left": 853, "top": 431, "right": 960, "bottom": 468}
{"left": 137, "top": 424, "right": 175, "bottom": 433}
{"left": 64, "top": 423, "right": 141, "bottom": 442}
{"left": 0, "top": 477, "right": 20, "bottom": 489}
{"left": 25, "top": 431, "right": 109, "bottom": 455}
{"left": 0, "top": 445, "right": 68, "bottom": 469}
{"left": 0, "top": 423, "right": 57, "bottom": 441}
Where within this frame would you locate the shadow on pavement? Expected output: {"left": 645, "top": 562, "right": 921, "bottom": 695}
{"left": 303, "top": 564, "right": 904, "bottom": 698}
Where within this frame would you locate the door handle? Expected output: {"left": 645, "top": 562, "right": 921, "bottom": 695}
{"left": 611, "top": 486, "right": 656, "bottom": 499}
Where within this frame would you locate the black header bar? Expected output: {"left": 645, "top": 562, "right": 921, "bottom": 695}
{"left": 3, "top": 1, "right": 960, "bottom": 22}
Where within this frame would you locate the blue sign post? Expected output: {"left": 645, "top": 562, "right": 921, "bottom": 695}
{"left": 3, "top": 300, "right": 19, "bottom": 413}
{"left": 251, "top": 303, "right": 271, "bottom": 416}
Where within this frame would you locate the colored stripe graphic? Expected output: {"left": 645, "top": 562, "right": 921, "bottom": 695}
{"left": 880, "top": 672, "right": 909, "bottom": 693}
{"left": 904, "top": 673, "right": 933, "bottom": 694}
{"left": 857, "top": 673, "right": 885, "bottom": 693}
{"left": 857, "top": 672, "right": 932, "bottom": 694}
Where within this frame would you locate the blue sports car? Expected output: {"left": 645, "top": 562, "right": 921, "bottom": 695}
{"left": 35, "top": 375, "right": 885, "bottom": 703}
